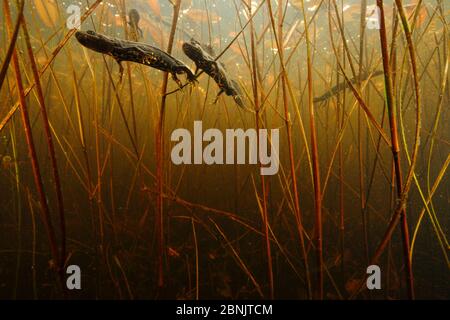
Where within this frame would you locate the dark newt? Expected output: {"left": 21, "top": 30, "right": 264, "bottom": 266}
{"left": 75, "top": 30, "right": 196, "bottom": 87}
{"left": 182, "top": 38, "right": 244, "bottom": 108}
{"left": 314, "top": 70, "right": 384, "bottom": 103}
{"left": 128, "top": 9, "right": 143, "bottom": 39}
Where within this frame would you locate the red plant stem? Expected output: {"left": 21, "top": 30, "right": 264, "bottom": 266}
{"left": 358, "top": 0, "right": 370, "bottom": 266}
{"left": 266, "top": 0, "right": 312, "bottom": 299}
{"left": 299, "top": 0, "right": 323, "bottom": 299}
{"left": 0, "top": 0, "right": 22, "bottom": 91}
{"left": 156, "top": 0, "right": 182, "bottom": 288}
{"left": 376, "top": 0, "right": 414, "bottom": 299}
{"left": 19, "top": 5, "right": 66, "bottom": 272}
{"left": 4, "top": 0, "right": 61, "bottom": 274}
{"left": 248, "top": 0, "right": 274, "bottom": 299}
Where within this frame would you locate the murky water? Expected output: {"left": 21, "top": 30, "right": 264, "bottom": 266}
{"left": 0, "top": 0, "right": 448, "bottom": 299}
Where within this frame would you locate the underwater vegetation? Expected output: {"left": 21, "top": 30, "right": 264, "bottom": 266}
{"left": 0, "top": 0, "right": 448, "bottom": 300}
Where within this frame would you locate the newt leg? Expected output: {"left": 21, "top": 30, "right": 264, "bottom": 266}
{"left": 115, "top": 58, "right": 124, "bottom": 83}
{"left": 213, "top": 89, "right": 225, "bottom": 104}
{"left": 176, "top": 66, "right": 198, "bottom": 85}
{"left": 171, "top": 73, "right": 183, "bottom": 88}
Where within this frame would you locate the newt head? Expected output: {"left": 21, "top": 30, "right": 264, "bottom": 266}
{"left": 128, "top": 9, "right": 140, "bottom": 25}
{"left": 182, "top": 39, "right": 206, "bottom": 63}
{"left": 75, "top": 30, "right": 115, "bottom": 54}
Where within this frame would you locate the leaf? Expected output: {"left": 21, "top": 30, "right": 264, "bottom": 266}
{"left": 33, "top": 0, "right": 59, "bottom": 28}
{"left": 148, "top": 0, "right": 161, "bottom": 17}
{"left": 184, "top": 9, "right": 222, "bottom": 24}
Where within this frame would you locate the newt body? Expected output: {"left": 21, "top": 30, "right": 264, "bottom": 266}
{"left": 76, "top": 30, "right": 196, "bottom": 86}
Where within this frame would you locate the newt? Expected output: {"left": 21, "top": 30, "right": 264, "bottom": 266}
{"left": 128, "top": 9, "right": 143, "bottom": 40}
{"left": 182, "top": 38, "right": 244, "bottom": 108}
{"left": 314, "top": 70, "right": 384, "bottom": 103}
{"left": 75, "top": 30, "right": 197, "bottom": 87}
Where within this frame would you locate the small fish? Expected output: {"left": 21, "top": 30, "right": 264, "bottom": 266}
{"left": 289, "top": 0, "right": 324, "bottom": 12}
{"left": 128, "top": 9, "right": 143, "bottom": 39}
{"left": 183, "top": 9, "right": 222, "bottom": 24}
